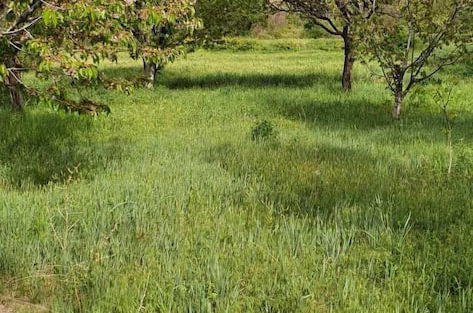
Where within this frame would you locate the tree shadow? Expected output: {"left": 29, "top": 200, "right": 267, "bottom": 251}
{"left": 391, "top": 109, "right": 473, "bottom": 144}
{"left": 204, "top": 141, "right": 384, "bottom": 216}
{"left": 264, "top": 96, "right": 393, "bottom": 130}
{"left": 202, "top": 139, "right": 472, "bottom": 230}
{"left": 0, "top": 110, "right": 122, "bottom": 189}
{"left": 101, "top": 60, "right": 473, "bottom": 145}
{"left": 259, "top": 91, "right": 473, "bottom": 144}
{"left": 161, "top": 72, "right": 339, "bottom": 90}
{"left": 102, "top": 65, "right": 340, "bottom": 90}
{"left": 201, "top": 138, "right": 473, "bottom": 299}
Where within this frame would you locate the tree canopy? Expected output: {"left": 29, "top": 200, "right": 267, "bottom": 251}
{"left": 123, "top": 0, "right": 201, "bottom": 87}
{"left": 196, "top": 0, "right": 267, "bottom": 39}
{"left": 1, "top": 0, "right": 473, "bottom": 118}
{"left": 0, "top": 0, "right": 131, "bottom": 109}
{"left": 271, "top": 0, "right": 377, "bottom": 91}
{"left": 0, "top": 0, "right": 200, "bottom": 109}
{"left": 358, "top": 0, "right": 473, "bottom": 117}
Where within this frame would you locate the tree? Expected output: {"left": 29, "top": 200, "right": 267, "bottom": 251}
{"left": 0, "top": 0, "right": 198, "bottom": 110}
{"left": 271, "top": 0, "right": 377, "bottom": 91}
{"left": 123, "top": 0, "right": 201, "bottom": 88}
{"left": 358, "top": 0, "right": 473, "bottom": 118}
{"left": 196, "top": 0, "right": 267, "bottom": 39}
{"left": 0, "top": 0, "right": 131, "bottom": 111}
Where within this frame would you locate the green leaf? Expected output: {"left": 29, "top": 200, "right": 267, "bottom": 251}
{"left": 0, "top": 64, "right": 7, "bottom": 82}
{"left": 43, "top": 9, "right": 60, "bottom": 27}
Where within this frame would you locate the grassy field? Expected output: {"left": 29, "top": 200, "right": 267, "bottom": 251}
{"left": 1, "top": 38, "right": 473, "bottom": 312}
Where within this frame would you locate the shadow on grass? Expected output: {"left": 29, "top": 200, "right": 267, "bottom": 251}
{"left": 0, "top": 87, "right": 12, "bottom": 109}
{"left": 0, "top": 110, "right": 121, "bottom": 188}
{"left": 104, "top": 63, "right": 473, "bottom": 143}
{"left": 205, "top": 142, "right": 385, "bottom": 216}
{"left": 264, "top": 96, "right": 393, "bottom": 129}
{"left": 203, "top": 139, "right": 473, "bottom": 298}
{"left": 161, "top": 72, "right": 339, "bottom": 90}
{"left": 258, "top": 90, "right": 473, "bottom": 144}
{"left": 102, "top": 65, "right": 340, "bottom": 90}
{"left": 204, "top": 139, "right": 472, "bottom": 228}
{"left": 102, "top": 63, "right": 473, "bottom": 144}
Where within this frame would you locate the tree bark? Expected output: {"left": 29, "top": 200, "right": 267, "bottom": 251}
{"left": 342, "top": 29, "right": 355, "bottom": 92}
{"left": 392, "top": 89, "right": 404, "bottom": 119}
{"left": 5, "top": 68, "right": 24, "bottom": 111}
{"left": 143, "top": 60, "right": 157, "bottom": 89}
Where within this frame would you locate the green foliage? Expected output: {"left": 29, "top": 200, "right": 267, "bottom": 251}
{"left": 196, "top": 0, "right": 267, "bottom": 39}
{"left": 123, "top": 0, "right": 201, "bottom": 68}
{"left": 210, "top": 37, "right": 342, "bottom": 52}
{"left": 411, "top": 78, "right": 459, "bottom": 110}
{"left": 0, "top": 0, "right": 136, "bottom": 109}
{"left": 0, "top": 64, "right": 6, "bottom": 82}
{"left": 0, "top": 0, "right": 200, "bottom": 108}
{"left": 250, "top": 14, "right": 307, "bottom": 39}
{"left": 303, "top": 19, "right": 333, "bottom": 39}
{"left": 272, "top": 0, "right": 377, "bottom": 91}
{"left": 357, "top": 0, "right": 473, "bottom": 117}
{"left": 2, "top": 41, "right": 473, "bottom": 312}
{"left": 274, "top": 0, "right": 376, "bottom": 39}
{"left": 251, "top": 120, "right": 277, "bottom": 141}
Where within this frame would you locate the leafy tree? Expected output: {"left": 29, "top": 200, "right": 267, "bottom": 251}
{"left": 0, "top": 0, "right": 131, "bottom": 111}
{"left": 196, "top": 0, "right": 267, "bottom": 39}
{"left": 123, "top": 0, "right": 201, "bottom": 88}
{"left": 271, "top": 0, "right": 377, "bottom": 91}
{"left": 358, "top": 0, "right": 473, "bottom": 118}
{"left": 0, "top": 0, "right": 199, "bottom": 110}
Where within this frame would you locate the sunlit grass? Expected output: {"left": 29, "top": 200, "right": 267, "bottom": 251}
{"left": 1, "top": 38, "right": 473, "bottom": 312}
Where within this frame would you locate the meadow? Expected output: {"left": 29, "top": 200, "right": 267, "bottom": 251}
{"left": 1, "top": 38, "right": 473, "bottom": 312}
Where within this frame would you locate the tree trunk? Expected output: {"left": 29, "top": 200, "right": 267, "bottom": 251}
{"left": 143, "top": 60, "right": 157, "bottom": 89}
{"left": 392, "top": 89, "right": 404, "bottom": 119}
{"left": 342, "top": 30, "right": 355, "bottom": 92}
{"left": 5, "top": 69, "right": 24, "bottom": 111}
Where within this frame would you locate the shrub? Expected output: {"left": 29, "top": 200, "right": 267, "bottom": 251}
{"left": 251, "top": 120, "right": 277, "bottom": 142}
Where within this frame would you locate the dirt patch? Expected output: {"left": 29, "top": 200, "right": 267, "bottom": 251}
{"left": 0, "top": 300, "right": 47, "bottom": 313}
{"left": 0, "top": 304, "right": 13, "bottom": 313}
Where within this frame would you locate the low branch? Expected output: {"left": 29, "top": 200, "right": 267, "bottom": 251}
{"left": 6, "top": 0, "right": 43, "bottom": 34}
{"left": 3, "top": 17, "right": 41, "bottom": 36}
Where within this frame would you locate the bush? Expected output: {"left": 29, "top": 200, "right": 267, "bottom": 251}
{"left": 196, "top": 0, "right": 267, "bottom": 39}
{"left": 251, "top": 120, "right": 277, "bottom": 142}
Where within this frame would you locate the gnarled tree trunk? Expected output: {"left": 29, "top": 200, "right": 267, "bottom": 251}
{"left": 143, "top": 61, "right": 156, "bottom": 89}
{"left": 392, "top": 87, "right": 404, "bottom": 119}
{"left": 143, "top": 60, "right": 162, "bottom": 89}
{"left": 342, "top": 28, "right": 355, "bottom": 92}
{"left": 4, "top": 66, "right": 24, "bottom": 110}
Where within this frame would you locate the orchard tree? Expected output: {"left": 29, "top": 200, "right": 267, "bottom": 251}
{"left": 123, "top": 0, "right": 201, "bottom": 88}
{"left": 271, "top": 0, "right": 377, "bottom": 91}
{"left": 0, "top": 0, "right": 197, "bottom": 110}
{"left": 358, "top": 0, "right": 473, "bottom": 118}
{"left": 0, "top": 0, "right": 132, "bottom": 111}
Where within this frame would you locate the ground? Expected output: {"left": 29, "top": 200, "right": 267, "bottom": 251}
{"left": 0, "top": 38, "right": 473, "bottom": 312}
{"left": 0, "top": 304, "right": 11, "bottom": 313}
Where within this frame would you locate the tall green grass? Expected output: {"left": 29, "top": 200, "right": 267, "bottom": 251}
{"left": 1, "top": 39, "right": 473, "bottom": 312}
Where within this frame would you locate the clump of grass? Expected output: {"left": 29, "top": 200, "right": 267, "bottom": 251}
{"left": 251, "top": 120, "right": 277, "bottom": 142}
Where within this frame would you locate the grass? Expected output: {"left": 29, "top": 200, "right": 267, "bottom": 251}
{"left": 1, "top": 38, "right": 473, "bottom": 312}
